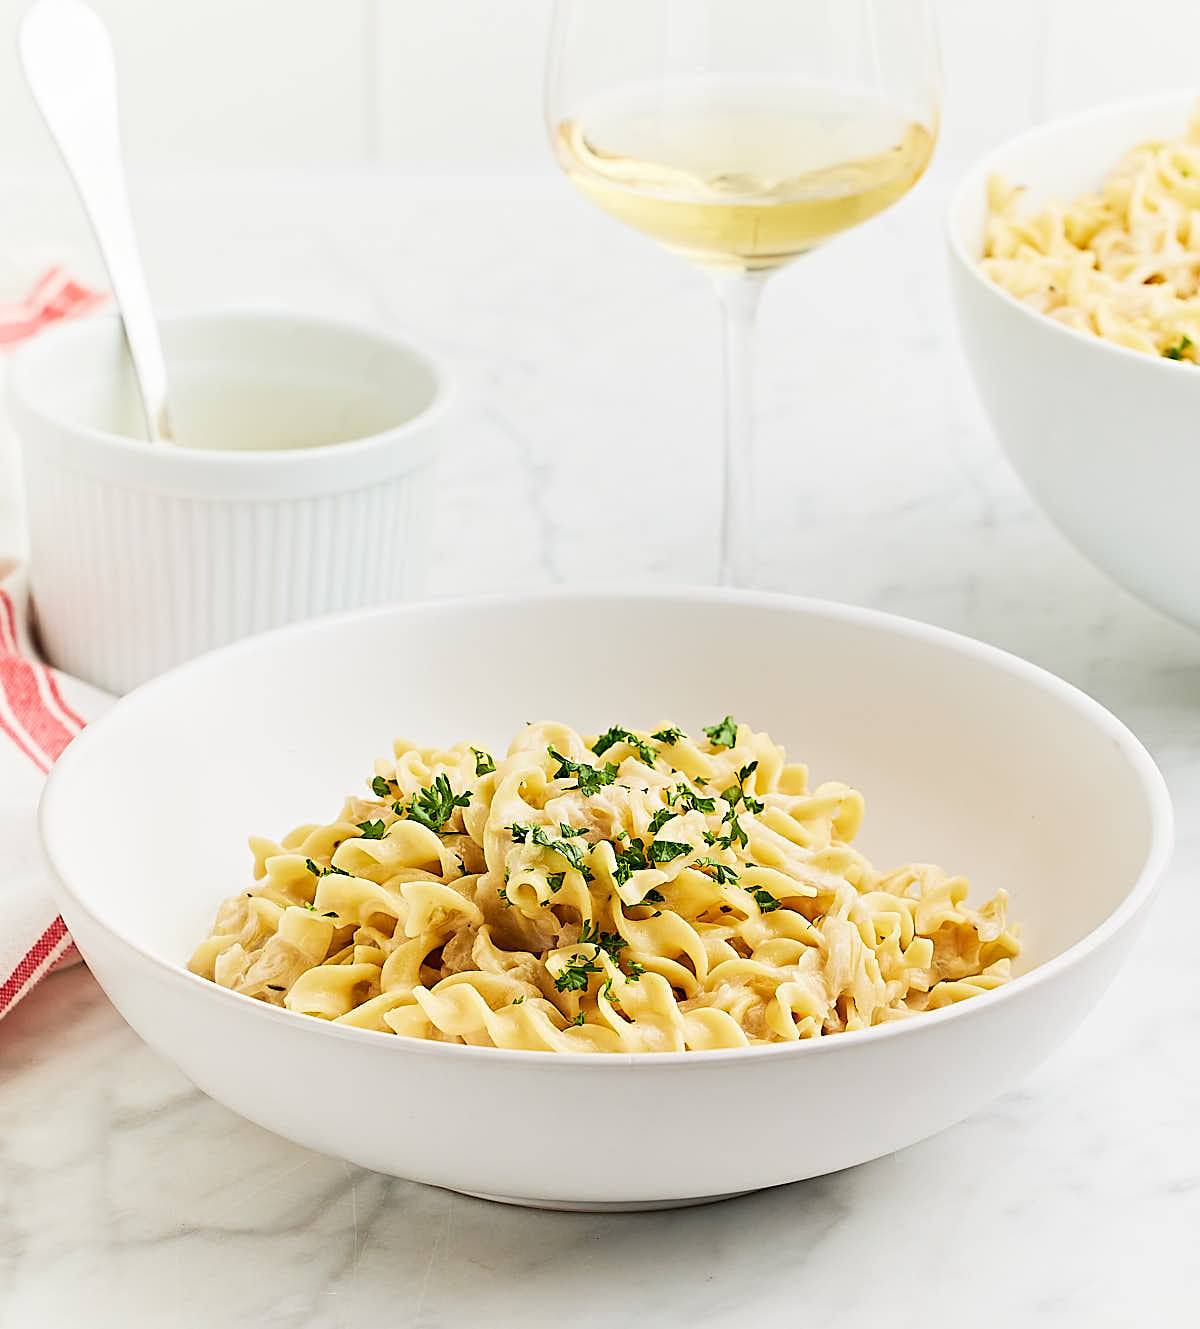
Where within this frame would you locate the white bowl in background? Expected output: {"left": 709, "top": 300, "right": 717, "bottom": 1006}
{"left": 948, "top": 90, "right": 1200, "bottom": 631}
{"left": 6, "top": 306, "right": 452, "bottom": 695}
{"left": 39, "top": 588, "right": 1172, "bottom": 1210}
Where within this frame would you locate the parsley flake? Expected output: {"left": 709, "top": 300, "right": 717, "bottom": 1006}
{"left": 305, "top": 858, "right": 349, "bottom": 878}
{"left": 612, "top": 836, "right": 649, "bottom": 885}
{"left": 647, "top": 838, "right": 691, "bottom": 865}
{"left": 647, "top": 807, "right": 674, "bottom": 834}
{"left": 471, "top": 747, "right": 496, "bottom": 776}
{"left": 1164, "top": 334, "right": 1193, "bottom": 360}
{"left": 695, "top": 857, "right": 739, "bottom": 885}
{"left": 509, "top": 822, "right": 589, "bottom": 873}
{"left": 579, "top": 920, "right": 628, "bottom": 962}
{"left": 546, "top": 871, "right": 565, "bottom": 893}
{"left": 673, "top": 784, "right": 716, "bottom": 814}
{"left": 651, "top": 726, "right": 684, "bottom": 745}
{"left": 718, "top": 815, "right": 749, "bottom": 851}
{"left": 570, "top": 1012, "right": 587, "bottom": 1027}
{"left": 356, "top": 819, "right": 387, "bottom": 840}
{"left": 547, "top": 746, "right": 619, "bottom": 796}
{"left": 553, "top": 952, "right": 601, "bottom": 993}
{"left": 703, "top": 715, "right": 738, "bottom": 748}
{"left": 407, "top": 774, "right": 472, "bottom": 832}
{"left": 591, "top": 726, "right": 656, "bottom": 765}
{"left": 750, "top": 887, "right": 782, "bottom": 913}
{"left": 370, "top": 775, "right": 392, "bottom": 798}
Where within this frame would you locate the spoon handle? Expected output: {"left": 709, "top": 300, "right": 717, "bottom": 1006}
{"left": 19, "top": 0, "right": 173, "bottom": 444}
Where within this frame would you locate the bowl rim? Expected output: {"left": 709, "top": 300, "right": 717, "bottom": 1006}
{"left": 39, "top": 584, "right": 1176, "bottom": 1068}
{"left": 946, "top": 86, "right": 1200, "bottom": 378}
{"left": 4, "top": 303, "right": 454, "bottom": 473}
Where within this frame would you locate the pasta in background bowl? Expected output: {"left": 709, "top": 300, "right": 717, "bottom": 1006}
{"left": 39, "top": 590, "right": 1170, "bottom": 1210}
{"left": 949, "top": 90, "right": 1200, "bottom": 634}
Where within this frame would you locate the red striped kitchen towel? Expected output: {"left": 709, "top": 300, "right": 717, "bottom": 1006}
{"left": 0, "top": 264, "right": 106, "bottom": 347}
{"left": 1, "top": 266, "right": 110, "bottom": 1020}
{"left": 0, "top": 563, "right": 112, "bottom": 1019}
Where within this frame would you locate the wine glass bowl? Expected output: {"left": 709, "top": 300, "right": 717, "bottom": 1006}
{"left": 546, "top": 0, "right": 940, "bottom": 582}
{"left": 552, "top": 80, "right": 936, "bottom": 273}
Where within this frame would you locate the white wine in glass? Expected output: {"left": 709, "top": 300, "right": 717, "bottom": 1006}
{"left": 546, "top": 3, "right": 940, "bottom": 583}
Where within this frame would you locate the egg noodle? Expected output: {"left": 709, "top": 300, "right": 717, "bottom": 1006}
{"left": 190, "top": 719, "right": 1020, "bottom": 1053}
{"left": 981, "top": 103, "right": 1200, "bottom": 362}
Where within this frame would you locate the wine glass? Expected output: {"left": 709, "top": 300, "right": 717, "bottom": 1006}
{"left": 546, "top": 0, "right": 940, "bottom": 585}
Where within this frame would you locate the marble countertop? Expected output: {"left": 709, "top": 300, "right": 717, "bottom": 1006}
{"left": 1, "top": 167, "right": 1197, "bottom": 1327}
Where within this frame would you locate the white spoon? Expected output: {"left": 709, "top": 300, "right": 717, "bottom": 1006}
{"left": 19, "top": 0, "right": 174, "bottom": 444}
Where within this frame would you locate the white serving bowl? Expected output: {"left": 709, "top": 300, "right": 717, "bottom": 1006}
{"left": 6, "top": 306, "right": 451, "bottom": 695}
{"left": 39, "top": 589, "right": 1171, "bottom": 1210}
{"left": 948, "top": 90, "right": 1200, "bottom": 631}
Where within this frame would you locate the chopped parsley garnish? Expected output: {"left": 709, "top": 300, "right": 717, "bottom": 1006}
{"left": 570, "top": 1012, "right": 587, "bottom": 1027}
{"left": 406, "top": 774, "right": 472, "bottom": 832}
{"left": 370, "top": 776, "right": 392, "bottom": 799}
{"left": 579, "top": 919, "right": 628, "bottom": 962}
{"left": 647, "top": 807, "right": 674, "bottom": 834}
{"left": 703, "top": 715, "right": 738, "bottom": 749}
{"left": 553, "top": 951, "right": 601, "bottom": 993}
{"left": 673, "top": 784, "right": 716, "bottom": 814}
{"left": 717, "top": 815, "right": 749, "bottom": 851}
{"left": 647, "top": 838, "right": 691, "bottom": 865}
{"left": 1163, "top": 334, "right": 1193, "bottom": 360}
{"left": 750, "top": 887, "right": 782, "bottom": 913}
{"left": 356, "top": 819, "right": 387, "bottom": 840}
{"left": 267, "top": 984, "right": 285, "bottom": 992}
{"left": 509, "top": 822, "right": 589, "bottom": 873}
{"left": 695, "top": 857, "right": 739, "bottom": 885}
{"left": 546, "top": 871, "right": 565, "bottom": 893}
{"left": 643, "top": 888, "right": 665, "bottom": 904}
{"left": 547, "top": 746, "right": 619, "bottom": 796}
{"left": 322, "top": 911, "right": 339, "bottom": 918}
{"left": 512, "top": 995, "right": 524, "bottom": 1005}
{"left": 625, "top": 960, "right": 645, "bottom": 980}
{"left": 305, "top": 858, "right": 349, "bottom": 878}
{"left": 651, "top": 726, "right": 684, "bottom": 745}
{"left": 471, "top": 747, "right": 496, "bottom": 776}
{"left": 721, "top": 760, "right": 762, "bottom": 812}
{"left": 612, "top": 836, "right": 649, "bottom": 885}
{"left": 559, "top": 823, "right": 586, "bottom": 837}
{"left": 591, "top": 726, "right": 656, "bottom": 765}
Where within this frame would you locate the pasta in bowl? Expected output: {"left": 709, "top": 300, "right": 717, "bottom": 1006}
{"left": 39, "top": 590, "right": 1169, "bottom": 1209}
{"left": 191, "top": 720, "right": 1018, "bottom": 1052}
{"left": 948, "top": 90, "right": 1200, "bottom": 632}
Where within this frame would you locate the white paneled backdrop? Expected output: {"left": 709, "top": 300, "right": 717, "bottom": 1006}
{"left": 1, "top": 0, "right": 1199, "bottom": 175}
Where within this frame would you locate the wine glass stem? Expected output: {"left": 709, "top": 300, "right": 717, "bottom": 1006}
{"left": 713, "top": 270, "right": 768, "bottom": 586}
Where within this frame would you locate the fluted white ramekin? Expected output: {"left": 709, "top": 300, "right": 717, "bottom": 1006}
{"left": 6, "top": 306, "right": 451, "bottom": 694}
